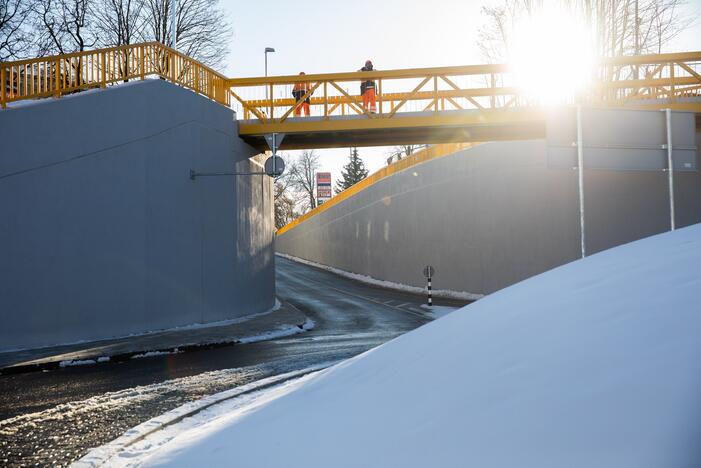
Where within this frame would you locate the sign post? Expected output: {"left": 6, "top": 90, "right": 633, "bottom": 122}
{"left": 423, "top": 265, "right": 435, "bottom": 307}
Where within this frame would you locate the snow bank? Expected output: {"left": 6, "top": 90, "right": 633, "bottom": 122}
{"left": 113, "top": 225, "right": 701, "bottom": 468}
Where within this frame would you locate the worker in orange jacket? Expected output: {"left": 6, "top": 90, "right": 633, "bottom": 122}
{"left": 359, "top": 60, "right": 377, "bottom": 113}
{"left": 292, "top": 72, "right": 312, "bottom": 117}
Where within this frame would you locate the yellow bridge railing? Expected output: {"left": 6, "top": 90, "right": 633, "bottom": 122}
{"left": 0, "top": 42, "right": 230, "bottom": 108}
{"left": 229, "top": 51, "right": 701, "bottom": 124}
{"left": 3, "top": 44, "right": 700, "bottom": 120}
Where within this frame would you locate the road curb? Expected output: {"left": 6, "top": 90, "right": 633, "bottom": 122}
{"left": 0, "top": 302, "right": 311, "bottom": 376}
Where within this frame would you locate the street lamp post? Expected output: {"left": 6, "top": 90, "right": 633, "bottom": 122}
{"left": 265, "top": 47, "right": 275, "bottom": 100}
{"left": 171, "top": 0, "right": 177, "bottom": 49}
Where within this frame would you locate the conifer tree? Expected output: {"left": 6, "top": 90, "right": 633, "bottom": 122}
{"left": 335, "top": 147, "right": 369, "bottom": 194}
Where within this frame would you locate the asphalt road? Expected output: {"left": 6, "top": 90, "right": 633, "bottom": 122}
{"left": 0, "top": 256, "right": 467, "bottom": 467}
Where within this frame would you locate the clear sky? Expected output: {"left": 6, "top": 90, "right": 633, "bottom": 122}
{"left": 218, "top": 0, "right": 701, "bottom": 186}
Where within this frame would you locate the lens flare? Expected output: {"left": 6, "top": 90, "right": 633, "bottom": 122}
{"left": 509, "top": 9, "right": 595, "bottom": 105}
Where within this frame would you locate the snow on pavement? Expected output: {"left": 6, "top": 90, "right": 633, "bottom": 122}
{"left": 105, "top": 224, "right": 701, "bottom": 468}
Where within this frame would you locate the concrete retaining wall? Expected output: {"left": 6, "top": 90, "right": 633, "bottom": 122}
{"left": 0, "top": 80, "right": 275, "bottom": 351}
{"left": 276, "top": 108, "right": 701, "bottom": 296}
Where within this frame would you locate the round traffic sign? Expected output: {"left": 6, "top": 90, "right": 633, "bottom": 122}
{"left": 423, "top": 265, "right": 435, "bottom": 278}
{"left": 264, "top": 155, "right": 286, "bottom": 177}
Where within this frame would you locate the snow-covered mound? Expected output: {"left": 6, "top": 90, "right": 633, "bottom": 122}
{"left": 132, "top": 225, "right": 701, "bottom": 468}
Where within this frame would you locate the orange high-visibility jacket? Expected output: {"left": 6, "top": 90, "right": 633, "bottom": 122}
{"left": 292, "top": 82, "right": 311, "bottom": 93}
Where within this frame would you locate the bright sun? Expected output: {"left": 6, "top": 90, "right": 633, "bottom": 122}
{"left": 509, "top": 9, "right": 595, "bottom": 105}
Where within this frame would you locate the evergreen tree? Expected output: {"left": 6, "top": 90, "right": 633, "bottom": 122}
{"left": 335, "top": 147, "right": 369, "bottom": 194}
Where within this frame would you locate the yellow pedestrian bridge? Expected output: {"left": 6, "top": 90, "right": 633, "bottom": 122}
{"left": 2, "top": 42, "right": 700, "bottom": 150}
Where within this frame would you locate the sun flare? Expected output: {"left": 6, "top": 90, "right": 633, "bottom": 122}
{"left": 509, "top": 9, "right": 596, "bottom": 104}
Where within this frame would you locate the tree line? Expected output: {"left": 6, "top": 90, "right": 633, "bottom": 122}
{"left": 478, "top": 0, "right": 692, "bottom": 63}
{"left": 0, "top": 0, "right": 230, "bottom": 66}
{"left": 275, "top": 148, "right": 371, "bottom": 230}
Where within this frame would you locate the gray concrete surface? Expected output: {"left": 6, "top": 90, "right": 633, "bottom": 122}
{"left": 0, "top": 80, "right": 275, "bottom": 351}
{"left": 276, "top": 108, "right": 700, "bottom": 295}
{"left": 0, "top": 301, "right": 305, "bottom": 371}
{"left": 0, "top": 255, "right": 445, "bottom": 467}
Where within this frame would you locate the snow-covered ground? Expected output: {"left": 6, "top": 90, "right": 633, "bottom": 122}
{"left": 96, "top": 225, "right": 701, "bottom": 467}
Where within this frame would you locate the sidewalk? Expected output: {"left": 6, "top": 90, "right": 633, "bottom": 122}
{"left": 0, "top": 301, "right": 310, "bottom": 375}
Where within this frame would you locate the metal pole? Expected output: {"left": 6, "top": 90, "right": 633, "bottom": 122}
{"left": 576, "top": 105, "right": 586, "bottom": 258}
{"left": 170, "top": 0, "right": 176, "bottom": 49}
{"left": 635, "top": 0, "right": 639, "bottom": 79}
{"left": 665, "top": 108, "right": 676, "bottom": 231}
{"left": 272, "top": 133, "right": 277, "bottom": 173}
{"left": 265, "top": 53, "right": 268, "bottom": 100}
{"left": 427, "top": 276, "right": 432, "bottom": 307}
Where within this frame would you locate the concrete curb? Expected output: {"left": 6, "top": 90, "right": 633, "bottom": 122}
{"left": 0, "top": 301, "right": 310, "bottom": 375}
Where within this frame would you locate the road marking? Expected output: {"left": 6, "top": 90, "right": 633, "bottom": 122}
{"left": 289, "top": 271, "right": 427, "bottom": 320}
{"left": 395, "top": 302, "right": 411, "bottom": 308}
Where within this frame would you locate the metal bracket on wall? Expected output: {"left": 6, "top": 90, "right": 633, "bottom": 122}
{"left": 189, "top": 169, "right": 267, "bottom": 180}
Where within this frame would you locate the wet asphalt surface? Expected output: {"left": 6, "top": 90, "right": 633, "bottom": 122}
{"left": 0, "top": 256, "right": 467, "bottom": 467}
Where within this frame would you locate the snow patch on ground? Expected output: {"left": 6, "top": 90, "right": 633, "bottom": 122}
{"left": 131, "top": 350, "right": 181, "bottom": 359}
{"left": 113, "top": 225, "right": 701, "bottom": 467}
{"left": 237, "top": 317, "right": 315, "bottom": 344}
{"left": 277, "top": 253, "right": 483, "bottom": 301}
{"left": 59, "top": 357, "right": 110, "bottom": 367}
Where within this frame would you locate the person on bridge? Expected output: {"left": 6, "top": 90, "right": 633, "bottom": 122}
{"left": 292, "top": 72, "right": 312, "bottom": 117}
{"left": 359, "top": 60, "right": 377, "bottom": 113}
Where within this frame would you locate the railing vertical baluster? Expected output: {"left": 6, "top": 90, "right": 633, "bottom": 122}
{"left": 324, "top": 81, "right": 328, "bottom": 118}
{"left": 378, "top": 79, "right": 382, "bottom": 115}
{"left": 433, "top": 75, "right": 438, "bottom": 111}
{"left": 54, "top": 58, "right": 60, "bottom": 96}
{"left": 269, "top": 83, "right": 273, "bottom": 118}
{"left": 1, "top": 66, "right": 6, "bottom": 108}
{"left": 669, "top": 62, "right": 675, "bottom": 102}
{"left": 140, "top": 45, "right": 145, "bottom": 80}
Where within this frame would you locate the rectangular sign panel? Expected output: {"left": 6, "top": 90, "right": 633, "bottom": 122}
{"left": 317, "top": 172, "right": 332, "bottom": 200}
{"left": 317, "top": 187, "right": 332, "bottom": 199}
{"left": 546, "top": 108, "right": 697, "bottom": 172}
{"left": 316, "top": 172, "right": 332, "bottom": 186}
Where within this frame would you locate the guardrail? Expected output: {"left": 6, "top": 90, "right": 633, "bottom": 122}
{"left": 229, "top": 51, "right": 701, "bottom": 122}
{"left": 0, "top": 42, "right": 230, "bottom": 108}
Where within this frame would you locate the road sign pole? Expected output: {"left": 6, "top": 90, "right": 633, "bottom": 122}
{"left": 423, "top": 265, "right": 435, "bottom": 307}
{"left": 576, "top": 105, "right": 586, "bottom": 259}
{"left": 427, "top": 276, "right": 432, "bottom": 307}
{"left": 665, "top": 108, "right": 676, "bottom": 231}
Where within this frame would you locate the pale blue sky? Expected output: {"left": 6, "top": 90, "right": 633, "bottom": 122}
{"left": 218, "top": 0, "right": 701, "bottom": 185}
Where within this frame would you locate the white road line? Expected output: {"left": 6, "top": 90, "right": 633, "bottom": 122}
{"left": 291, "top": 271, "right": 427, "bottom": 320}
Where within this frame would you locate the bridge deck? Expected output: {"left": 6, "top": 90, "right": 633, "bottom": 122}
{"left": 238, "top": 109, "right": 547, "bottom": 150}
